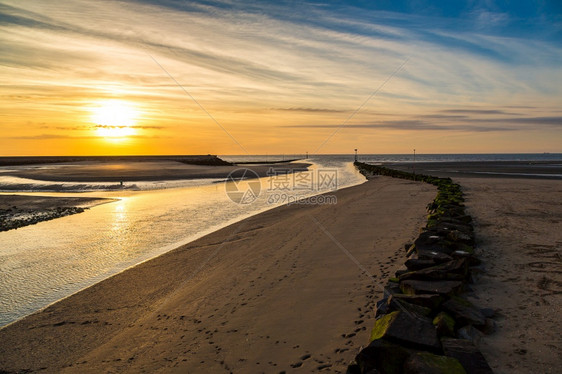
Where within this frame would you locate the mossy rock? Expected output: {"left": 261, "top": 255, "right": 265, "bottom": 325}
{"left": 442, "top": 296, "right": 486, "bottom": 327}
{"left": 370, "top": 311, "right": 400, "bottom": 342}
{"left": 404, "top": 352, "right": 467, "bottom": 374}
{"left": 369, "top": 311, "right": 441, "bottom": 352}
{"left": 441, "top": 338, "right": 494, "bottom": 374}
{"left": 390, "top": 297, "right": 433, "bottom": 317}
{"left": 399, "top": 258, "right": 469, "bottom": 282}
{"left": 400, "top": 279, "right": 463, "bottom": 296}
{"left": 391, "top": 293, "right": 443, "bottom": 310}
{"left": 426, "top": 219, "right": 438, "bottom": 228}
{"left": 433, "top": 311, "right": 455, "bottom": 337}
{"left": 356, "top": 338, "right": 412, "bottom": 374}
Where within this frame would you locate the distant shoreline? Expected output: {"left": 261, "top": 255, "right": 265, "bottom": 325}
{"left": 380, "top": 160, "right": 562, "bottom": 180}
{"left": 0, "top": 155, "right": 233, "bottom": 167}
{"left": 0, "top": 158, "right": 311, "bottom": 185}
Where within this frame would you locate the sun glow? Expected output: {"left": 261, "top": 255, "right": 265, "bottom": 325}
{"left": 91, "top": 100, "right": 138, "bottom": 139}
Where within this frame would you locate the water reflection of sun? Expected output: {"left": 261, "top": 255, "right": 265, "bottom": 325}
{"left": 111, "top": 198, "right": 128, "bottom": 232}
{"left": 91, "top": 100, "right": 138, "bottom": 140}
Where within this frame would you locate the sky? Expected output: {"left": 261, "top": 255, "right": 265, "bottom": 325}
{"left": 1, "top": 0, "right": 561, "bottom": 156}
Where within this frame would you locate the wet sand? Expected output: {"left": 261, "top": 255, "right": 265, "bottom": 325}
{"left": 0, "top": 160, "right": 311, "bottom": 183}
{"left": 458, "top": 177, "right": 562, "bottom": 374}
{"left": 0, "top": 176, "right": 436, "bottom": 373}
{"left": 386, "top": 160, "right": 562, "bottom": 180}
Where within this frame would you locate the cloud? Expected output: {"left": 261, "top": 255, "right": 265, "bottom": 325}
{"left": 483, "top": 116, "right": 562, "bottom": 126}
{"left": 272, "top": 107, "right": 348, "bottom": 113}
{"left": 40, "top": 125, "right": 90, "bottom": 131}
{"left": 8, "top": 133, "right": 166, "bottom": 140}
{"left": 8, "top": 134, "right": 98, "bottom": 140}
{"left": 440, "top": 109, "right": 513, "bottom": 115}
{"left": 1, "top": 0, "right": 561, "bottom": 154}
{"left": 93, "top": 125, "right": 165, "bottom": 130}
{"left": 283, "top": 120, "right": 512, "bottom": 132}
{"left": 282, "top": 114, "right": 562, "bottom": 132}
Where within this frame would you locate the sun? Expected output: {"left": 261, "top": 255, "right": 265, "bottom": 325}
{"left": 91, "top": 100, "right": 138, "bottom": 139}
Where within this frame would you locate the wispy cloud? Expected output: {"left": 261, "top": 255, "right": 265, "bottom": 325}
{"left": 93, "top": 125, "right": 164, "bottom": 130}
{"left": 283, "top": 121, "right": 512, "bottom": 132}
{"left": 283, "top": 114, "right": 562, "bottom": 132}
{"left": 1, "top": 0, "right": 561, "bottom": 154}
{"left": 440, "top": 109, "right": 513, "bottom": 115}
{"left": 272, "top": 107, "right": 348, "bottom": 113}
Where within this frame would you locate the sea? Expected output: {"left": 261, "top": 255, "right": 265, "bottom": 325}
{"left": 0, "top": 153, "right": 561, "bottom": 327}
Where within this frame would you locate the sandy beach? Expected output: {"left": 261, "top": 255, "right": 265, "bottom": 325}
{"left": 1, "top": 165, "right": 560, "bottom": 373}
{"left": 0, "top": 160, "right": 311, "bottom": 183}
{"left": 0, "top": 176, "right": 436, "bottom": 373}
{"left": 459, "top": 177, "right": 562, "bottom": 374}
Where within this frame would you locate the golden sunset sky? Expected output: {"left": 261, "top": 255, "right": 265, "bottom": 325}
{"left": 1, "top": 1, "right": 561, "bottom": 155}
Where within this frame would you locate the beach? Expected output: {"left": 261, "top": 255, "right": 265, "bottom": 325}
{"left": 459, "top": 177, "right": 562, "bottom": 374}
{"left": 371, "top": 162, "right": 562, "bottom": 373}
{"left": 0, "top": 176, "right": 435, "bottom": 373}
{"left": 1, "top": 159, "right": 561, "bottom": 373}
{"left": 0, "top": 157, "right": 310, "bottom": 183}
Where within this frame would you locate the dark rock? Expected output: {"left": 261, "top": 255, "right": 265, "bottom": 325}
{"left": 346, "top": 363, "right": 362, "bottom": 374}
{"left": 406, "top": 244, "right": 417, "bottom": 257}
{"left": 369, "top": 311, "right": 441, "bottom": 352}
{"left": 451, "top": 251, "right": 481, "bottom": 266}
{"left": 478, "top": 318, "right": 496, "bottom": 335}
{"left": 383, "top": 282, "right": 402, "bottom": 297}
{"left": 480, "top": 308, "right": 495, "bottom": 318}
{"left": 405, "top": 258, "right": 437, "bottom": 271}
{"left": 433, "top": 312, "right": 455, "bottom": 337}
{"left": 450, "top": 250, "right": 472, "bottom": 259}
{"left": 394, "top": 269, "right": 409, "bottom": 277}
{"left": 400, "top": 280, "right": 463, "bottom": 296}
{"left": 404, "top": 352, "right": 467, "bottom": 374}
{"left": 417, "top": 250, "right": 453, "bottom": 264}
{"left": 399, "top": 259, "right": 469, "bottom": 282}
{"left": 437, "top": 204, "right": 466, "bottom": 217}
{"left": 389, "top": 296, "right": 433, "bottom": 318}
{"left": 414, "top": 232, "right": 452, "bottom": 253}
{"left": 451, "top": 243, "right": 475, "bottom": 254}
{"left": 375, "top": 298, "right": 391, "bottom": 318}
{"left": 437, "top": 217, "right": 474, "bottom": 232}
{"left": 442, "top": 338, "right": 494, "bottom": 374}
{"left": 355, "top": 338, "right": 412, "bottom": 374}
{"left": 432, "top": 222, "right": 473, "bottom": 236}
{"left": 455, "top": 215, "right": 472, "bottom": 224}
{"left": 457, "top": 325, "right": 483, "bottom": 346}
{"left": 446, "top": 230, "right": 473, "bottom": 244}
{"left": 390, "top": 294, "right": 443, "bottom": 310}
{"left": 442, "top": 297, "right": 486, "bottom": 327}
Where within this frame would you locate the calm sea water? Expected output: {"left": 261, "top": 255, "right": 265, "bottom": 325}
{"left": 1, "top": 153, "right": 560, "bottom": 327}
